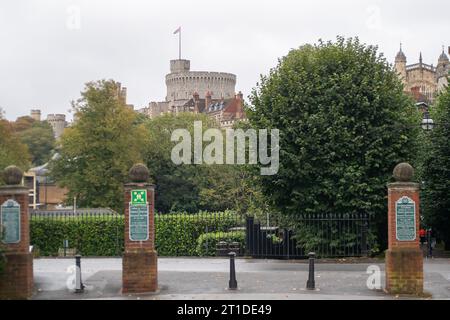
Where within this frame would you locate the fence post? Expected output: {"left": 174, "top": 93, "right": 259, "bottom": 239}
{"left": 361, "top": 215, "right": 368, "bottom": 257}
{"left": 245, "top": 216, "right": 254, "bottom": 256}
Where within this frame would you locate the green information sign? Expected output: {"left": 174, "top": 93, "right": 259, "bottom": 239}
{"left": 129, "top": 203, "right": 149, "bottom": 241}
{"left": 396, "top": 196, "right": 416, "bottom": 241}
{"left": 131, "top": 190, "right": 147, "bottom": 205}
{"left": 1, "top": 199, "right": 21, "bottom": 244}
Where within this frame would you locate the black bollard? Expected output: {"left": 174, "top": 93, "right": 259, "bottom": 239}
{"left": 228, "top": 251, "right": 238, "bottom": 290}
{"left": 75, "top": 255, "right": 85, "bottom": 293}
{"left": 306, "top": 252, "right": 315, "bottom": 290}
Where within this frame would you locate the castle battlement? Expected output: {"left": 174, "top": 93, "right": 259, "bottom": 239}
{"left": 165, "top": 59, "right": 237, "bottom": 101}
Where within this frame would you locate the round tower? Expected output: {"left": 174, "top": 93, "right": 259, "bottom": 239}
{"left": 46, "top": 114, "right": 66, "bottom": 139}
{"left": 394, "top": 44, "right": 407, "bottom": 84}
{"left": 165, "top": 59, "right": 236, "bottom": 101}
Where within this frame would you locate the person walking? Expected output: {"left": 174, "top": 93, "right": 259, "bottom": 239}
{"left": 419, "top": 228, "right": 426, "bottom": 245}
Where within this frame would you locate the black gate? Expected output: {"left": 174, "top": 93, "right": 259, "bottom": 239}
{"left": 246, "top": 213, "right": 370, "bottom": 259}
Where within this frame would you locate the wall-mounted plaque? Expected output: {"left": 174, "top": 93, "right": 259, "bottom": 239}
{"left": 1, "top": 199, "right": 21, "bottom": 244}
{"left": 396, "top": 196, "right": 416, "bottom": 241}
{"left": 129, "top": 203, "right": 149, "bottom": 241}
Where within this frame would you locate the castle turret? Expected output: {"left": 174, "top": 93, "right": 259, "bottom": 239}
{"left": 394, "top": 44, "right": 407, "bottom": 84}
{"left": 46, "top": 114, "right": 66, "bottom": 139}
{"left": 30, "top": 109, "right": 41, "bottom": 122}
{"left": 437, "top": 46, "right": 449, "bottom": 92}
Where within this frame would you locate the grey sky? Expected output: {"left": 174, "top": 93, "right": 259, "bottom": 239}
{"left": 0, "top": 0, "right": 449, "bottom": 121}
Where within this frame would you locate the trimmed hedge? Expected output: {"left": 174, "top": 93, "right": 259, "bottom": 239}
{"left": 30, "top": 211, "right": 245, "bottom": 257}
{"left": 30, "top": 216, "right": 124, "bottom": 256}
{"left": 196, "top": 231, "right": 246, "bottom": 256}
{"left": 155, "top": 211, "right": 244, "bottom": 256}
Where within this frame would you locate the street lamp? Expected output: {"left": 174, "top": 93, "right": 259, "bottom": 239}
{"left": 421, "top": 112, "right": 434, "bottom": 131}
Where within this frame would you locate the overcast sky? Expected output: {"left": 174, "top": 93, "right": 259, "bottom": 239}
{"left": 0, "top": 0, "right": 449, "bottom": 121}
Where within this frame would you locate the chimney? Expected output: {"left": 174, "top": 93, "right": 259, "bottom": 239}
{"left": 193, "top": 92, "right": 199, "bottom": 101}
{"left": 236, "top": 91, "right": 244, "bottom": 101}
{"left": 193, "top": 92, "right": 200, "bottom": 113}
{"left": 205, "top": 91, "right": 212, "bottom": 110}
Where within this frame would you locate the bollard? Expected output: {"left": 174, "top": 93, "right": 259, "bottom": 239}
{"left": 306, "top": 252, "right": 315, "bottom": 290}
{"left": 228, "top": 251, "right": 238, "bottom": 290}
{"left": 75, "top": 255, "right": 85, "bottom": 293}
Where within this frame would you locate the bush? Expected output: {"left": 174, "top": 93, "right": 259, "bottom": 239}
{"left": 30, "top": 211, "right": 244, "bottom": 257}
{"left": 155, "top": 211, "right": 244, "bottom": 256}
{"left": 30, "top": 216, "right": 124, "bottom": 256}
{"left": 196, "top": 231, "right": 246, "bottom": 256}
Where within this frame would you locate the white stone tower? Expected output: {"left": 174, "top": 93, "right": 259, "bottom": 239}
{"left": 46, "top": 114, "right": 66, "bottom": 139}
{"left": 165, "top": 59, "right": 236, "bottom": 101}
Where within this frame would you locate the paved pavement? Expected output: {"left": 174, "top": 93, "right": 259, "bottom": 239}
{"left": 32, "top": 257, "right": 450, "bottom": 300}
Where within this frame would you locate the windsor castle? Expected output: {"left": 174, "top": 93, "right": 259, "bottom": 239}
{"left": 394, "top": 46, "right": 449, "bottom": 104}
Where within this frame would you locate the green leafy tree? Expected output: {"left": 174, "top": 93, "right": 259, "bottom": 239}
{"left": 142, "top": 113, "right": 262, "bottom": 213}
{"left": 422, "top": 85, "right": 450, "bottom": 250}
{"left": 51, "top": 80, "right": 143, "bottom": 212}
{"left": 12, "top": 116, "right": 35, "bottom": 132}
{"left": 142, "top": 112, "right": 216, "bottom": 213}
{"left": 248, "top": 37, "right": 421, "bottom": 250}
{"left": 17, "top": 121, "right": 55, "bottom": 166}
{"left": 0, "top": 116, "right": 30, "bottom": 184}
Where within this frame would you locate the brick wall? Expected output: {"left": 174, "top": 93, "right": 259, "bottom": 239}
{"left": 122, "top": 183, "right": 158, "bottom": 294}
{"left": 0, "top": 186, "right": 34, "bottom": 299}
{"left": 385, "top": 182, "right": 423, "bottom": 295}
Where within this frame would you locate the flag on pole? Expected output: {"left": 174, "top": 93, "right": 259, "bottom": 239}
{"left": 173, "top": 26, "right": 181, "bottom": 34}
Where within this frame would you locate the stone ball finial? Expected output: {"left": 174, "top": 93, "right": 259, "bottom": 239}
{"left": 393, "top": 162, "right": 414, "bottom": 182}
{"left": 129, "top": 163, "right": 149, "bottom": 183}
{"left": 3, "top": 166, "right": 23, "bottom": 185}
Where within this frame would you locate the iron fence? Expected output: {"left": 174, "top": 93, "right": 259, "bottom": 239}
{"left": 246, "top": 213, "right": 371, "bottom": 259}
{"left": 29, "top": 210, "right": 371, "bottom": 259}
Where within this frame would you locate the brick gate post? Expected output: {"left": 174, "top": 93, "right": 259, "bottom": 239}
{"left": 0, "top": 166, "right": 34, "bottom": 299}
{"left": 122, "top": 163, "right": 158, "bottom": 294}
{"left": 385, "top": 162, "right": 423, "bottom": 295}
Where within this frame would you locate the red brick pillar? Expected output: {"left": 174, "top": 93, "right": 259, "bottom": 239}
{"left": 385, "top": 163, "right": 423, "bottom": 295}
{"left": 122, "top": 164, "right": 158, "bottom": 294}
{"left": 0, "top": 166, "right": 34, "bottom": 299}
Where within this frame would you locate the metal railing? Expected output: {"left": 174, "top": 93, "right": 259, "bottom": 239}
{"left": 246, "top": 213, "right": 371, "bottom": 259}
{"left": 29, "top": 210, "right": 371, "bottom": 259}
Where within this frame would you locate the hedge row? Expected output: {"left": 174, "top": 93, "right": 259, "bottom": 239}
{"left": 30, "top": 217, "right": 124, "bottom": 256}
{"left": 155, "top": 211, "right": 243, "bottom": 256}
{"left": 30, "top": 211, "right": 245, "bottom": 257}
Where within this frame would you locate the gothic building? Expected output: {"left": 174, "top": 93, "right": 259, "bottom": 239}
{"left": 394, "top": 46, "right": 449, "bottom": 104}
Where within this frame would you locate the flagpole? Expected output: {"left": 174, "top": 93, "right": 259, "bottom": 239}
{"left": 179, "top": 28, "right": 181, "bottom": 60}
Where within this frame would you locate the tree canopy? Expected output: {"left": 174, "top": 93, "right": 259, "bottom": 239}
{"left": 51, "top": 80, "right": 143, "bottom": 211}
{"left": 142, "top": 112, "right": 263, "bottom": 214}
{"left": 0, "top": 115, "right": 30, "bottom": 183}
{"left": 16, "top": 120, "right": 55, "bottom": 166}
{"left": 422, "top": 85, "right": 450, "bottom": 249}
{"left": 248, "top": 37, "right": 421, "bottom": 249}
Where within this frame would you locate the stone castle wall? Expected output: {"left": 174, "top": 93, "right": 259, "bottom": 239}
{"left": 165, "top": 71, "right": 236, "bottom": 101}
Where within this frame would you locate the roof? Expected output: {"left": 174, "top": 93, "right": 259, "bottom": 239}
{"left": 395, "top": 49, "right": 406, "bottom": 62}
